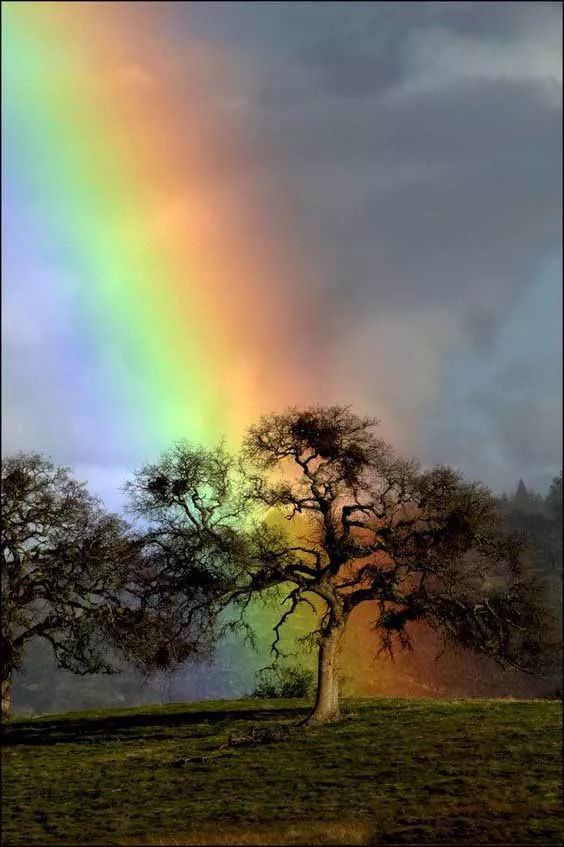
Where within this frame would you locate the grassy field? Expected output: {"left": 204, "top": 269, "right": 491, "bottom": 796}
{"left": 1, "top": 698, "right": 562, "bottom": 846}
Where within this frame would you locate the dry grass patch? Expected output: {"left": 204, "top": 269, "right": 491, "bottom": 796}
{"left": 119, "top": 820, "right": 373, "bottom": 846}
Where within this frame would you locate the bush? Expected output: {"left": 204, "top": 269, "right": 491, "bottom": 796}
{"left": 251, "top": 665, "right": 314, "bottom": 699}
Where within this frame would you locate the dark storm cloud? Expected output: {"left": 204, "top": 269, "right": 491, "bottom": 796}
{"left": 163, "top": 1, "right": 561, "bottom": 489}
{"left": 247, "top": 81, "right": 560, "bottom": 309}
{"left": 168, "top": 3, "right": 560, "bottom": 315}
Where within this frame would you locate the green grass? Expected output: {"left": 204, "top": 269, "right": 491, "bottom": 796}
{"left": 2, "top": 698, "right": 562, "bottom": 845}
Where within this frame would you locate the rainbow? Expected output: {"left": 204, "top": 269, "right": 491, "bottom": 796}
{"left": 2, "top": 1, "right": 324, "bottom": 460}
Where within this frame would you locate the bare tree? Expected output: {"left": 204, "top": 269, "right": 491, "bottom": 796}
{"left": 1, "top": 453, "right": 204, "bottom": 719}
{"left": 1, "top": 454, "right": 135, "bottom": 717}
{"left": 245, "top": 408, "right": 557, "bottom": 722}
{"left": 124, "top": 442, "right": 250, "bottom": 669}
{"left": 128, "top": 408, "right": 557, "bottom": 725}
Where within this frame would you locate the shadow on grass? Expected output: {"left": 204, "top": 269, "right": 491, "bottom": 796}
{"left": 1, "top": 705, "right": 311, "bottom": 748}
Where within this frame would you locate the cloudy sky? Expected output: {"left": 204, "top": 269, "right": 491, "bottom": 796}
{"left": 3, "top": 1, "right": 562, "bottom": 508}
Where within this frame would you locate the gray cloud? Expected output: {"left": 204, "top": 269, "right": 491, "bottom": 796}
{"left": 171, "top": 1, "right": 562, "bottom": 490}
{"left": 4, "top": 1, "right": 562, "bottom": 497}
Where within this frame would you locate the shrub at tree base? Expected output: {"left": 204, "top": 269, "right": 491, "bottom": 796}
{"left": 251, "top": 665, "right": 314, "bottom": 699}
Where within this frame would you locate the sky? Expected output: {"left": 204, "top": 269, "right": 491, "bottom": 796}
{"left": 2, "top": 1, "right": 562, "bottom": 513}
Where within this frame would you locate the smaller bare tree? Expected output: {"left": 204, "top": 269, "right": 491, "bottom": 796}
{"left": 123, "top": 442, "right": 250, "bottom": 671}
{"left": 1, "top": 453, "right": 206, "bottom": 719}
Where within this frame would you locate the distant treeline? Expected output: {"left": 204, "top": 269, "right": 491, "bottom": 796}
{"left": 499, "top": 475, "right": 562, "bottom": 620}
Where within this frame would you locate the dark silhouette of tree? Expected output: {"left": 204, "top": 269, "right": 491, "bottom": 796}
{"left": 511, "top": 479, "right": 544, "bottom": 515}
{"left": 129, "top": 408, "right": 557, "bottom": 725}
{"left": 545, "top": 472, "right": 562, "bottom": 528}
{"left": 498, "top": 471, "right": 562, "bottom": 695}
{"left": 514, "top": 479, "right": 530, "bottom": 511}
{"left": 500, "top": 473, "right": 562, "bottom": 586}
{"left": 1, "top": 454, "right": 136, "bottom": 717}
{"left": 124, "top": 443, "right": 249, "bottom": 671}
{"left": 1, "top": 453, "right": 206, "bottom": 719}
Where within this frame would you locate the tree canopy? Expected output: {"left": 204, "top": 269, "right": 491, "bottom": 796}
{"left": 1, "top": 454, "right": 137, "bottom": 716}
{"left": 1, "top": 452, "right": 207, "bottom": 718}
{"left": 126, "top": 407, "right": 558, "bottom": 724}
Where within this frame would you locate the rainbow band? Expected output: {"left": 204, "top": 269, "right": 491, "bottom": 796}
{"left": 2, "top": 2, "right": 320, "bottom": 457}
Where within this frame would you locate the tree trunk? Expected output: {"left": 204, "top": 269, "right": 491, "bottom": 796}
{"left": 1, "top": 675, "right": 12, "bottom": 721}
{"left": 304, "top": 623, "right": 345, "bottom": 725}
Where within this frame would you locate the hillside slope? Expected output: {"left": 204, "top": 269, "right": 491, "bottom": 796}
{"left": 2, "top": 698, "right": 562, "bottom": 845}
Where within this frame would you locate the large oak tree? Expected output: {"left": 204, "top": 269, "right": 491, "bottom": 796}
{"left": 128, "top": 407, "right": 556, "bottom": 724}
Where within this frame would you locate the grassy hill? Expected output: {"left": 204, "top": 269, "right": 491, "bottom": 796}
{"left": 2, "top": 698, "right": 562, "bottom": 845}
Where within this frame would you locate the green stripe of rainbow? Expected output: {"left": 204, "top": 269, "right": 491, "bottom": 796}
{"left": 3, "top": 1, "right": 321, "bottom": 454}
